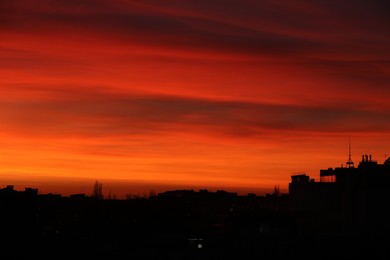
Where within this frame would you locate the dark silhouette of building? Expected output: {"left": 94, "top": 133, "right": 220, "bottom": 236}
{"left": 2, "top": 155, "right": 390, "bottom": 259}
{"left": 289, "top": 153, "right": 390, "bottom": 235}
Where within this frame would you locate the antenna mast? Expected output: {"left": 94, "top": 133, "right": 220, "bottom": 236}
{"left": 346, "top": 136, "right": 354, "bottom": 168}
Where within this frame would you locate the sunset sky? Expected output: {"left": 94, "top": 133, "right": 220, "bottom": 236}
{"left": 1, "top": 0, "right": 389, "bottom": 198}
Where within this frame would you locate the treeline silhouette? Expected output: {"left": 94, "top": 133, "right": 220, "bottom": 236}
{"left": 1, "top": 183, "right": 389, "bottom": 259}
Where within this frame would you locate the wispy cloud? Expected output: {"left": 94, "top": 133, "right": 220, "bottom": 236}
{"left": 2, "top": 0, "right": 389, "bottom": 59}
{"left": 1, "top": 0, "right": 389, "bottom": 195}
{"left": 1, "top": 87, "right": 389, "bottom": 138}
{"left": 2, "top": 0, "right": 389, "bottom": 96}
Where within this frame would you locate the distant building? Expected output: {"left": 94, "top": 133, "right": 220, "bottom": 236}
{"left": 289, "top": 153, "right": 390, "bottom": 235}
{"left": 69, "top": 193, "right": 87, "bottom": 199}
{"left": 0, "top": 185, "right": 38, "bottom": 198}
{"left": 24, "top": 187, "right": 38, "bottom": 196}
{"left": 158, "top": 189, "right": 238, "bottom": 199}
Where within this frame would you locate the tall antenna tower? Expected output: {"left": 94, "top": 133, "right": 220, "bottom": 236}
{"left": 346, "top": 136, "right": 354, "bottom": 168}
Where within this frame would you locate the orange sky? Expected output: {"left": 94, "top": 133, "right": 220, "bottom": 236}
{"left": 1, "top": 0, "right": 389, "bottom": 198}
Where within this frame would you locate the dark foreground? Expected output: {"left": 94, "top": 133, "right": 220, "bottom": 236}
{"left": 1, "top": 189, "right": 390, "bottom": 259}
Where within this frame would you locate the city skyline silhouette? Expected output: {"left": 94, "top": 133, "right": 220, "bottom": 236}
{"left": 2, "top": 151, "right": 390, "bottom": 259}
{"left": 1, "top": 1, "right": 389, "bottom": 258}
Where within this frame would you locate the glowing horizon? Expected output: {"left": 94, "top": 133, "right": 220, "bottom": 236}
{"left": 1, "top": 0, "right": 389, "bottom": 198}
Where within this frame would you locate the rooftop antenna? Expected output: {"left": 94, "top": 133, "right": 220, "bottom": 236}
{"left": 346, "top": 136, "right": 354, "bottom": 168}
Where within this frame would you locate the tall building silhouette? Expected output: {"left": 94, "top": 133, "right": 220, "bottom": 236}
{"left": 289, "top": 151, "right": 390, "bottom": 235}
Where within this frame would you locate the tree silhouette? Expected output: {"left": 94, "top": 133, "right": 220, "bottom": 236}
{"left": 92, "top": 180, "right": 104, "bottom": 200}
{"left": 273, "top": 185, "right": 281, "bottom": 197}
{"left": 107, "top": 191, "right": 117, "bottom": 200}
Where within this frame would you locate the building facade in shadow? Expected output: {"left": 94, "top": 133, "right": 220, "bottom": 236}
{"left": 289, "top": 153, "right": 390, "bottom": 235}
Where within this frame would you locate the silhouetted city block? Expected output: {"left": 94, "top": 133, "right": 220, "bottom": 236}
{"left": 1, "top": 154, "right": 390, "bottom": 259}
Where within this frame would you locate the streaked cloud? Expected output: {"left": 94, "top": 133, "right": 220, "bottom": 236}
{"left": 1, "top": 87, "right": 389, "bottom": 138}
{"left": 1, "top": 0, "right": 389, "bottom": 196}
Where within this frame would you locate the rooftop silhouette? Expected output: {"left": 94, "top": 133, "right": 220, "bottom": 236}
{"left": 1, "top": 152, "right": 390, "bottom": 259}
{"left": 289, "top": 153, "right": 390, "bottom": 236}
